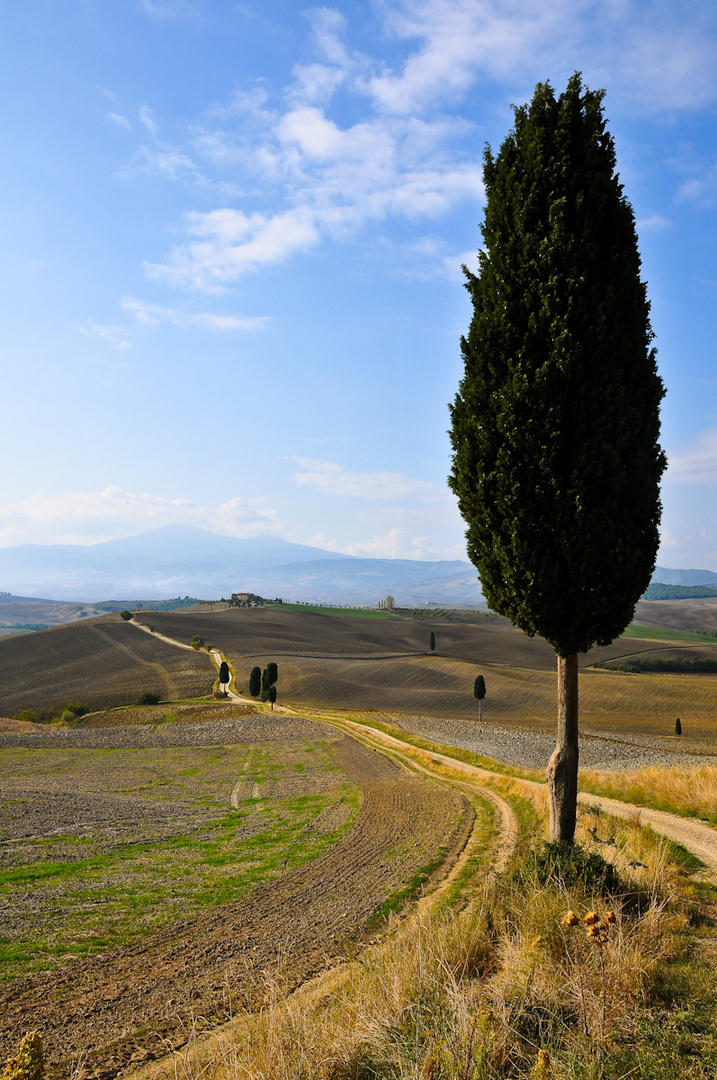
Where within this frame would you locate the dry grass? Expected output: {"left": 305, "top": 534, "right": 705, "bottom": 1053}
{"left": 156, "top": 803, "right": 714, "bottom": 1080}
{"left": 580, "top": 764, "right": 717, "bottom": 825}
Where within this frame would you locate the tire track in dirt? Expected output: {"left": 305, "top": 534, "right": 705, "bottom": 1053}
{"left": 333, "top": 717, "right": 717, "bottom": 885}
{"left": 324, "top": 716, "right": 519, "bottom": 878}
{"left": 87, "top": 625, "right": 177, "bottom": 701}
{"left": 0, "top": 736, "right": 470, "bottom": 1080}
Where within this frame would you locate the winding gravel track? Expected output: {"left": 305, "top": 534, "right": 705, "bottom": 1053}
{"left": 349, "top": 716, "right": 717, "bottom": 884}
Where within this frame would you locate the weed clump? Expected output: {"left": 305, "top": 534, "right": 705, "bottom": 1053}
{"left": 1, "top": 1033, "right": 44, "bottom": 1080}
{"left": 13, "top": 702, "right": 89, "bottom": 725}
{"left": 515, "top": 840, "right": 622, "bottom": 895}
{"left": 135, "top": 691, "right": 161, "bottom": 706}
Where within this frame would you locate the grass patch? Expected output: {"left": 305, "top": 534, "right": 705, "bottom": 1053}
{"left": 580, "top": 763, "right": 717, "bottom": 826}
{"left": 367, "top": 848, "right": 449, "bottom": 927}
{"left": 623, "top": 623, "right": 717, "bottom": 644}
{"left": 0, "top": 740, "right": 358, "bottom": 981}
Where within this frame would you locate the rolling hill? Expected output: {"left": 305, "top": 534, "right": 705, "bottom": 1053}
{"left": 0, "top": 617, "right": 214, "bottom": 716}
{"left": 1, "top": 605, "right": 709, "bottom": 739}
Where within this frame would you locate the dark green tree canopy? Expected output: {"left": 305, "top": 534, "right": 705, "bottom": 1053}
{"left": 266, "top": 662, "right": 278, "bottom": 686}
{"left": 249, "top": 666, "right": 261, "bottom": 698}
{"left": 219, "top": 661, "right": 229, "bottom": 685}
{"left": 474, "top": 675, "right": 486, "bottom": 700}
{"left": 449, "top": 74, "right": 666, "bottom": 657}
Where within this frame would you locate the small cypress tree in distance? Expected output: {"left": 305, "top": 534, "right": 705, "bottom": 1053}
{"left": 219, "top": 660, "right": 230, "bottom": 694}
{"left": 429, "top": 632, "right": 435, "bottom": 654}
{"left": 261, "top": 667, "right": 270, "bottom": 701}
{"left": 120, "top": 610, "right": 133, "bottom": 621}
{"left": 474, "top": 675, "right": 486, "bottom": 721}
{"left": 268, "top": 685, "right": 277, "bottom": 711}
{"left": 449, "top": 75, "right": 665, "bottom": 841}
{"left": 675, "top": 717, "right": 682, "bottom": 736}
{"left": 266, "top": 662, "right": 278, "bottom": 686}
{"left": 249, "top": 666, "right": 261, "bottom": 698}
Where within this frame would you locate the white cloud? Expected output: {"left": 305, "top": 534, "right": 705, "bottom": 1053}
{"left": 636, "top": 214, "right": 671, "bottom": 232}
{"left": 139, "top": 105, "right": 158, "bottom": 137}
{"left": 364, "top": 0, "right": 717, "bottom": 116}
{"left": 138, "top": 0, "right": 198, "bottom": 21}
{"left": 109, "top": 112, "right": 131, "bottom": 129}
{"left": 304, "top": 525, "right": 466, "bottom": 561}
{"left": 677, "top": 163, "right": 717, "bottom": 208}
{"left": 78, "top": 320, "right": 131, "bottom": 350}
{"left": 666, "top": 430, "right": 717, "bottom": 485}
{"left": 126, "top": 0, "right": 715, "bottom": 291}
{"left": 0, "top": 488, "right": 282, "bottom": 547}
{"left": 291, "top": 458, "right": 446, "bottom": 502}
{"left": 121, "top": 296, "right": 269, "bottom": 330}
{"left": 144, "top": 208, "right": 321, "bottom": 290}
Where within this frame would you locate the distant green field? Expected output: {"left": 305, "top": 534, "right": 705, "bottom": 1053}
{"left": 623, "top": 624, "right": 717, "bottom": 644}
{"left": 272, "top": 604, "right": 390, "bottom": 619}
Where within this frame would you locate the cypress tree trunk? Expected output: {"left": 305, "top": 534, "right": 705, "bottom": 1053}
{"left": 546, "top": 653, "right": 579, "bottom": 842}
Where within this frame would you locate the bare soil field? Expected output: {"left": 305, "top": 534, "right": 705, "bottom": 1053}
{"left": 0, "top": 718, "right": 469, "bottom": 1080}
{"left": 634, "top": 595, "right": 717, "bottom": 631}
{"left": 126, "top": 608, "right": 717, "bottom": 742}
{"left": 0, "top": 617, "right": 214, "bottom": 716}
{"left": 134, "top": 606, "right": 717, "bottom": 673}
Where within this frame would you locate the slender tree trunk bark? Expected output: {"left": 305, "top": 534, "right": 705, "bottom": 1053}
{"left": 546, "top": 653, "right": 579, "bottom": 842}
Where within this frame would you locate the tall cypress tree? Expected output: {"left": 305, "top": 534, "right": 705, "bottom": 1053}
{"left": 449, "top": 75, "right": 665, "bottom": 841}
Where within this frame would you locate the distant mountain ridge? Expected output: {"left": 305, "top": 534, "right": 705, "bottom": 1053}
{"left": 0, "top": 525, "right": 484, "bottom": 606}
{"left": 652, "top": 566, "right": 717, "bottom": 587}
{"left": 0, "top": 530, "right": 713, "bottom": 607}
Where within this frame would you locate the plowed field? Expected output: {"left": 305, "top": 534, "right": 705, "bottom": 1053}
{"left": 0, "top": 618, "right": 214, "bottom": 715}
{"left": 0, "top": 728, "right": 469, "bottom": 1080}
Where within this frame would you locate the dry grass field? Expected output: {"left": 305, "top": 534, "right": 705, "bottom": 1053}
{"left": 0, "top": 616, "right": 214, "bottom": 716}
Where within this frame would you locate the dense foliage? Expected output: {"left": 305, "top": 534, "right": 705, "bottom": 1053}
{"left": 643, "top": 583, "right": 717, "bottom": 600}
{"left": 449, "top": 74, "right": 666, "bottom": 658}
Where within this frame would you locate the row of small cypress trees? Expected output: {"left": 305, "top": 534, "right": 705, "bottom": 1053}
{"left": 249, "top": 662, "right": 278, "bottom": 705}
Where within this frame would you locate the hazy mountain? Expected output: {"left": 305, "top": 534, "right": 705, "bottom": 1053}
{"left": 652, "top": 566, "right": 717, "bottom": 587}
{"left": 0, "top": 525, "right": 484, "bottom": 606}
{"left": 3, "top": 529, "right": 711, "bottom": 608}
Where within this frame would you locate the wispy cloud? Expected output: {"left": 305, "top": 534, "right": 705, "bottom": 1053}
{"left": 677, "top": 163, "right": 717, "bottom": 207}
{"left": 78, "top": 320, "right": 131, "bottom": 350}
{"left": 666, "top": 430, "right": 717, "bottom": 485}
{"left": 137, "top": 0, "right": 199, "bottom": 21}
{"left": 364, "top": 0, "right": 717, "bottom": 115}
{"left": 290, "top": 458, "right": 446, "bottom": 502}
{"left": 144, "top": 209, "right": 322, "bottom": 290}
{"left": 127, "top": 0, "right": 717, "bottom": 291}
{"left": 109, "top": 112, "right": 131, "bottom": 129}
{"left": 0, "top": 487, "right": 281, "bottom": 547}
{"left": 121, "top": 296, "right": 270, "bottom": 330}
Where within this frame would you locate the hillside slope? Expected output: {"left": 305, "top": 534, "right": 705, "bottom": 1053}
{"left": 0, "top": 616, "right": 214, "bottom": 715}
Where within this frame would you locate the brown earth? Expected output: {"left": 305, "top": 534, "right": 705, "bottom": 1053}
{"left": 634, "top": 596, "right": 717, "bottom": 631}
{"left": 4, "top": 607, "right": 716, "bottom": 727}
{"left": 0, "top": 734, "right": 470, "bottom": 1080}
{"left": 134, "top": 606, "right": 714, "bottom": 673}
{"left": 0, "top": 618, "right": 214, "bottom": 716}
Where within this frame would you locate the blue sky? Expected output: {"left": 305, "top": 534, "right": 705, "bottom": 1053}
{"left": 1, "top": 0, "right": 716, "bottom": 569}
